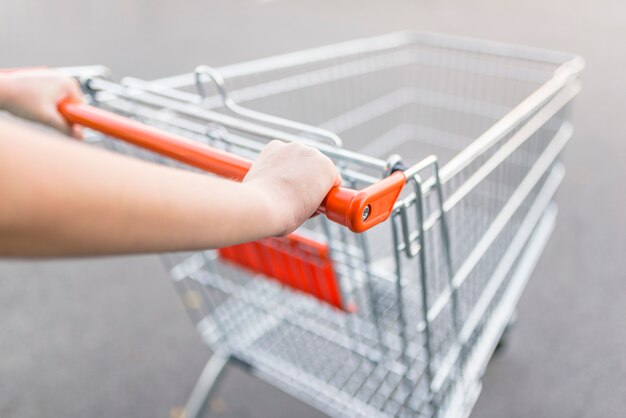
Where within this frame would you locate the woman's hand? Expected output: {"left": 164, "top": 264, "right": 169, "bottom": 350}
{"left": 0, "top": 69, "right": 83, "bottom": 137}
{"left": 243, "top": 140, "right": 342, "bottom": 236}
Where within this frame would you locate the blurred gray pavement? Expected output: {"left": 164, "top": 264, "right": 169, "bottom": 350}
{"left": 1, "top": 1, "right": 625, "bottom": 417}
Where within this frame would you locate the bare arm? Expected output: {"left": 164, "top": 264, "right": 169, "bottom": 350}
{"left": 0, "top": 71, "right": 340, "bottom": 257}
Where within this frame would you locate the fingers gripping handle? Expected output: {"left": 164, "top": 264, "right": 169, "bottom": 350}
{"left": 58, "top": 100, "right": 405, "bottom": 233}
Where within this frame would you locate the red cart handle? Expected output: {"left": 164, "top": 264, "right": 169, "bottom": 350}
{"left": 58, "top": 100, "right": 405, "bottom": 232}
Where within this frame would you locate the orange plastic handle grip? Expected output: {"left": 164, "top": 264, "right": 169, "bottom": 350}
{"left": 58, "top": 100, "right": 405, "bottom": 232}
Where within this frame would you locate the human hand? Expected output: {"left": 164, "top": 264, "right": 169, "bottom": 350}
{"left": 243, "top": 140, "right": 342, "bottom": 236}
{"left": 0, "top": 69, "right": 83, "bottom": 138}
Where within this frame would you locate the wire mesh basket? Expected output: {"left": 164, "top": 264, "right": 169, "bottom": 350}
{"left": 64, "top": 32, "right": 583, "bottom": 418}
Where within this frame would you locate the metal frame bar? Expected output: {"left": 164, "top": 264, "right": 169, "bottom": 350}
{"left": 183, "top": 353, "right": 231, "bottom": 418}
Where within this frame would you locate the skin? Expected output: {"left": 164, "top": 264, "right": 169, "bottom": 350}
{"left": 0, "top": 70, "right": 341, "bottom": 257}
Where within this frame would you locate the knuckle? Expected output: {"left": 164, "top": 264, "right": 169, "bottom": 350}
{"left": 286, "top": 141, "right": 304, "bottom": 151}
{"left": 264, "top": 140, "right": 283, "bottom": 152}
{"left": 299, "top": 143, "right": 319, "bottom": 157}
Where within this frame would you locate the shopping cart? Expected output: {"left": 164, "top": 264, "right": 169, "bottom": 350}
{"left": 58, "top": 32, "right": 583, "bottom": 418}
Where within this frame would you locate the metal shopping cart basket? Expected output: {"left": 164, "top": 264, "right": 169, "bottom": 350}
{"left": 59, "top": 32, "right": 583, "bottom": 418}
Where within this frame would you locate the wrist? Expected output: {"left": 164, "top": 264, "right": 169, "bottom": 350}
{"left": 239, "top": 180, "right": 289, "bottom": 237}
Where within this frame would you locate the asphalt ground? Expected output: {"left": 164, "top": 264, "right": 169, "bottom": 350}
{"left": 1, "top": 1, "right": 625, "bottom": 417}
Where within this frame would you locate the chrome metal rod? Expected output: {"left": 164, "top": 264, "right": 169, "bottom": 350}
{"left": 183, "top": 353, "right": 231, "bottom": 418}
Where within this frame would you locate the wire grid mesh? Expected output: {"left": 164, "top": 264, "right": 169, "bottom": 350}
{"left": 81, "top": 32, "right": 582, "bottom": 418}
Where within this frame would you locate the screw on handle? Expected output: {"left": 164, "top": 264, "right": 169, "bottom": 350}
{"left": 58, "top": 99, "right": 405, "bottom": 233}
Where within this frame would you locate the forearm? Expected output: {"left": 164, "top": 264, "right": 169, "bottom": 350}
{"left": 0, "top": 119, "right": 280, "bottom": 257}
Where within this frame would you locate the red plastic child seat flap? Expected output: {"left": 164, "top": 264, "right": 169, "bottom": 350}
{"left": 218, "top": 233, "right": 345, "bottom": 310}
